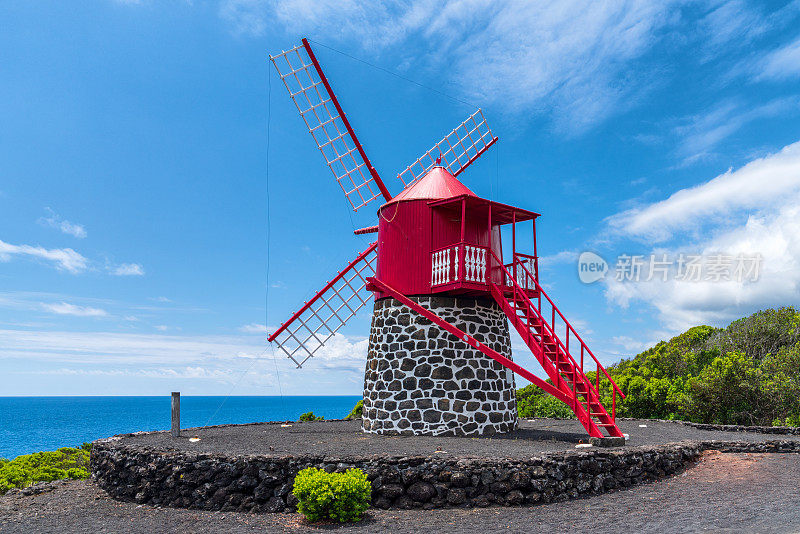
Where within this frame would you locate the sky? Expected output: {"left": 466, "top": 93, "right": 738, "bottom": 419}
{"left": 2, "top": 0, "right": 800, "bottom": 396}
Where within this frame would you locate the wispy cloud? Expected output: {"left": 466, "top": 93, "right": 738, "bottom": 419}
{"left": 611, "top": 335, "right": 651, "bottom": 353}
{"left": 111, "top": 263, "right": 145, "bottom": 276}
{"left": 32, "top": 366, "right": 235, "bottom": 380}
{"left": 604, "top": 139, "right": 800, "bottom": 331}
{"left": 671, "top": 97, "right": 800, "bottom": 164}
{"left": 225, "top": 0, "right": 694, "bottom": 134}
{"left": 695, "top": 0, "right": 770, "bottom": 61}
{"left": 756, "top": 33, "right": 800, "bottom": 81}
{"left": 239, "top": 323, "right": 268, "bottom": 333}
{"left": 538, "top": 250, "right": 578, "bottom": 268}
{"left": 0, "top": 239, "right": 88, "bottom": 274}
{"left": 607, "top": 140, "right": 800, "bottom": 242}
{"left": 37, "top": 208, "right": 87, "bottom": 239}
{"left": 41, "top": 302, "right": 108, "bottom": 317}
{"left": 0, "top": 327, "right": 368, "bottom": 395}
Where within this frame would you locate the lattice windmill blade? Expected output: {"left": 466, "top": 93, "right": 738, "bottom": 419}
{"left": 268, "top": 242, "right": 378, "bottom": 368}
{"left": 396, "top": 109, "right": 498, "bottom": 188}
{"left": 269, "top": 39, "right": 392, "bottom": 211}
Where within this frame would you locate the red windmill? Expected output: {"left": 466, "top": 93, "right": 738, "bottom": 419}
{"left": 268, "top": 39, "right": 624, "bottom": 439}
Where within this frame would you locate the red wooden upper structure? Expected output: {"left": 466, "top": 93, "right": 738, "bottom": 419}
{"left": 371, "top": 166, "right": 540, "bottom": 299}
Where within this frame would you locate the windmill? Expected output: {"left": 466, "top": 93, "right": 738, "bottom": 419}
{"left": 267, "top": 39, "right": 624, "bottom": 439}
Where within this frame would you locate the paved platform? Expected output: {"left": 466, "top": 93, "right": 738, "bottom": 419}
{"left": 113, "top": 418, "right": 800, "bottom": 459}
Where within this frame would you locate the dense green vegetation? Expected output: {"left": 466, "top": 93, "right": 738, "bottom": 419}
{"left": 0, "top": 444, "right": 91, "bottom": 494}
{"left": 345, "top": 307, "right": 800, "bottom": 427}
{"left": 292, "top": 467, "right": 371, "bottom": 523}
{"left": 299, "top": 411, "right": 325, "bottom": 422}
{"left": 597, "top": 307, "right": 800, "bottom": 426}
{"left": 516, "top": 384, "right": 575, "bottom": 419}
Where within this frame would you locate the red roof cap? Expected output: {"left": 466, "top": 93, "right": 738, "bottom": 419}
{"left": 386, "top": 166, "right": 476, "bottom": 204}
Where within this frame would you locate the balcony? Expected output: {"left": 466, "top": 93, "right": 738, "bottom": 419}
{"left": 431, "top": 243, "right": 538, "bottom": 297}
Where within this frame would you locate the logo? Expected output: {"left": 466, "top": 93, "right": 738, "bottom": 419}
{"left": 578, "top": 252, "right": 608, "bottom": 284}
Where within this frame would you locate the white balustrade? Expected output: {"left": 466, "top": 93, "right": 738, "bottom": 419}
{"left": 464, "top": 245, "right": 486, "bottom": 282}
{"left": 432, "top": 244, "right": 487, "bottom": 286}
{"left": 431, "top": 248, "right": 452, "bottom": 286}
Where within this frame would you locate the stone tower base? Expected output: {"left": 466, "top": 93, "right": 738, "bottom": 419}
{"left": 362, "top": 296, "right": 518, "bottom": 436}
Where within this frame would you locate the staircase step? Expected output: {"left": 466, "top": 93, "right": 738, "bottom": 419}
{"left": 490, "top": 284, "right": 624, "bottom": 440}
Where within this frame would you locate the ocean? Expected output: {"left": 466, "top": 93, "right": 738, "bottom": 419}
{"left": 0, "top": 396, "right": 361, "bottom": 460}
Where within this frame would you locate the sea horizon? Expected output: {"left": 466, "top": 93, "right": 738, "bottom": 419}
{"left": 0, "top": 395, "right": 361, "bottom": 460}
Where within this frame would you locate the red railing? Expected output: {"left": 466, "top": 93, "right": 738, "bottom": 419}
{"left": 489, "top": 251, "right": 624, "bottom": 420}
{"left": 504, "top": 252, "right": 538, "bottom": 291}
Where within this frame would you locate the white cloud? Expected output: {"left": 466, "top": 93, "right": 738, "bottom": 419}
{"left": 605, "top": 203, "right": 800, "bottom": 331}
{"left": 607, "top": 140, "right": 800, "bottom": 242}
{"left": 239, "top": 323, "right": 268, "bottom": 333}
{"left": 155, "top": 325, "right": 169, "bottom": 331}
{"left": 41, "top": 302, "right": 108, "bottom": 317}
{"left": 111, "top": 263, "right": 145, "bottom": 276}
{"left": 33, "top": 366, "right": 236, "bottom": 380}
{"left": 37, "top": 208, "right": 87, "bottom": 239}
{"left": 0, "top": 327, "right": 366, "bottom": 368}
{"left": 0, "top": 239, "right": 88, "bottom": 273}
{"left": 756, "top": 34, "right": 800, "bottom": 81}
{"left": 539, "top": 250, "right": 578, "bottom": 268}
{"left": 0, "top": 327, "right": 369, "bottom": 394}
{"left": 611, "top": 335, "right": 651, "bottom": 352}
{"left": 603, "top": 140, "right": 800, "bottom": 331}
{"left": 227, "top": 0, "right": 695, "bottom": 134}
{"left": 670, "top": 97, "right": 800, "bottom": 164}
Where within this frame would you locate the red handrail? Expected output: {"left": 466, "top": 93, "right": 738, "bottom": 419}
{"left": 487, "top": 251, "right": 625, "bottom": 411}
{"left": 511, "top": 254, "right": 625, "bottom": 401}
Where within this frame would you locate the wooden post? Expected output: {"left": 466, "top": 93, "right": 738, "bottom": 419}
{"left": 171, "top": 392, "right": 180, "bottom": 438}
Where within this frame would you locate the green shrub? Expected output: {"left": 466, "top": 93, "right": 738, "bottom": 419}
{"left": 0, "top": 446, "right": 90, "bottom": 494}
{"left": 298, "top": 412, "right": 324, "bottom": 422}
{"left": 292, "top": 467, "right": 371, "bottom": 523}
{"left": 516, "top": 384, "right": 575, "bottom": 419}
{"left": 773, "top": 413, "right": 800, "bottom": 427}
{"left": 598, "top": 307, "right": 800, "bottom": 425}
{"left": 346, "top": 400, "right": 363, "bottom": 419}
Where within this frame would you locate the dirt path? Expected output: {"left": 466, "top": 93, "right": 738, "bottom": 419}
{"left": 2, "top": 452, "right": 799, "bottom": 533}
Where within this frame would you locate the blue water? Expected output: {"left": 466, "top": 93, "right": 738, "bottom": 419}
{"left": 0, "top": 396, "right": 360, "bottom": 459}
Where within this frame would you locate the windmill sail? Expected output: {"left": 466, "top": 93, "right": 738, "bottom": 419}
{"left": 270, "top": 40, "right": 391, "bottom": 211}
{"left": 268, "top": 242, "right": 378, "bottom": 368}
{"left": 396, "top": 109, "right": 498, "bottom": 188}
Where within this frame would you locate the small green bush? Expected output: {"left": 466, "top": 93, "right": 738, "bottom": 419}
{"left": 292, "top": 467, "right": 371, "bottom": 523}
{"left": 0, "top": 446, "right": 90, "bottom": 494}
{"left": 346, "top": 400, "right": 363, "bottom": 419}
{"left": 516, "top": 384, "right": 575, "bottom": 419}
{"left": 298, "top": 412, "right": 324, "bottom": 422}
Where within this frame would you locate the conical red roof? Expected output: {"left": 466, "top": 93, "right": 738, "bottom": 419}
{"left": 386, "top": 166, "right": 476, "bottom": 204}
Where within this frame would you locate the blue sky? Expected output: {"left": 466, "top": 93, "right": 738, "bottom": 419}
{"left": 2, "top": 0, "right": 800, "bottom": 396}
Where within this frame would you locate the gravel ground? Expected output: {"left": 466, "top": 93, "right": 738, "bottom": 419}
{"left": 2, "top": 452, "right": 799, "bottom": 533}
{"left": 113, "top": 418, "right": 800, "bottom": 459}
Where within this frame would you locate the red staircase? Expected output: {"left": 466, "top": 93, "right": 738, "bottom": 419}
{"left": 489, "top": 252, "right": 625, "bottom": 439}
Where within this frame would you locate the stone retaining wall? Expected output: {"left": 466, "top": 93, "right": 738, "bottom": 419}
{"left": 89, "top": 439, "right": 800, "bottom": 514}
{"left": 619, "top": 417, "right": 800, "bottom": 435}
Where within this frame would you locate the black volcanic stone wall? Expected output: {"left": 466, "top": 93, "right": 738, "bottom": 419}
{"left": 90, "top": 438, "right": 800, "bottom": 514}
{"left": 363, "top": 296, "right": 517, "bottom": 436}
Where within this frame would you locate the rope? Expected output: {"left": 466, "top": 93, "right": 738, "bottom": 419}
{"left": 198, "top": 59, "right": 285, "bottom": 431}
{"left": 266, "top": 61, "right": 287, "bottom": 417}
{"left": 308, "top": 39, "right": 476, "bottom": 109}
